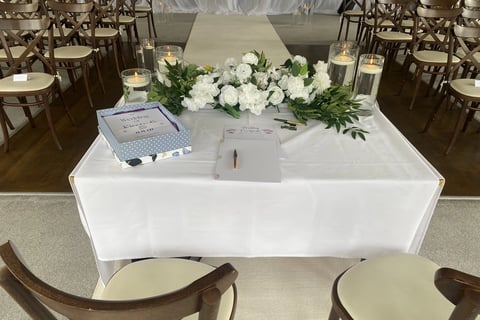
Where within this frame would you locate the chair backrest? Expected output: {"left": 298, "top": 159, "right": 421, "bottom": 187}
{"left": 0, "top": 241, "right": 238, "bottom": 320}
{"left": 372, "top": 0, "right": 416, "bottom": 33}
{"left": 47, "top": 0, "right": 96, "bottom": 47}
{"left": 445, "top": 23, "right": 480, "bottom": 80}
{"left": 410, "top": 5, "right": 463, "bottom": 53}
{"left": 0, "top": 9, "right": 55, "bottom": 77}
{"left": 435, "top": 267, "right": 480, "bottom": 320}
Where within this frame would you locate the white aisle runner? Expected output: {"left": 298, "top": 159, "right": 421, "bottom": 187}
{"left": 183, "top": 14, "right": 291, "bottom": 67}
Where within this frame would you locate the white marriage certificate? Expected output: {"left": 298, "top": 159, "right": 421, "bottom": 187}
{"left": 102, "top": 107, "right": 178, "bottom": 143}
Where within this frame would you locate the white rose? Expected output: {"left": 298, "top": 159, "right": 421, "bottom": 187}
{"left": 268, "top": 85, "right": 285, "bottom": 105}
{"left": 219, "top": 85, "right": 239, "bottom": 106}
{"left": 242, "top": 52, "right": 259, "bottom": 65}
{"left": 235, "top": 63, "right": 252, "bottom": 82}
{"left": 293, "top": 55, "right": 307, "bottom": 66}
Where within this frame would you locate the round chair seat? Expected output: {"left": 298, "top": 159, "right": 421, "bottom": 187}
{"left": 0, "top": 72, "right": 54, "bottom": 93}
{"left": 102, "top": 15, "right": 135, "bottom": 24}
{"left": 343, "top": 9, "right": 363, "bottom": 17}
{"left": 134, "top": 6, "right": 151, "bottom": 12}
{"left": 0, "top": 46, "right": 34, "bottom": 60}
{"left": 413, "top": 50, "right": 459, "bottom": 64}
{"left": 337, "top": 254, "right": 454, "bottom": 319}
{"left": 449, "top": 78, "right": 480, "bottom": 98}
{"left": 47, "top": 45, "right": 92, "bottom": 59}
{"left": 99, "top": 258, "right": 236, "bottom": 320}
{"left": 84, "top": 28, "right": 118, "bottom": 38}
{"left": 376, "top": 31, "right": 412, "bottom": 41}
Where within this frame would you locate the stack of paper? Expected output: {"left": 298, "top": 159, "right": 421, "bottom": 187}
{"left": 214, "top": 126, "right": 281, "bottom": 183}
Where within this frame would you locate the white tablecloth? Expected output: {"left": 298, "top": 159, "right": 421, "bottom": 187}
{"left": 70, "top": 106, "right": 443, "bottom": 281}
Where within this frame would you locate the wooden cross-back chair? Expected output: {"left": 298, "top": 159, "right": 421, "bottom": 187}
{"left": 423, "top": 22, "right": 480, "bottom": 154}
{"left": 0, "top": 241, "right": 239, "bottom": 320}
{"left": 98, "top": 0, "right": 138, "bottom": 57}
{"left": 337, "top": 0, "right": 365, "bottom": 41}
{"left": 328, "top": 253, "right": 480, "bottom": 320}
{"left": 0, "top": 5, "right": 74, "bottom": 152}
{"left": 129, "top": 0, "right": 157, "bottom": 38}
{"left": 369, "top": 0, "right": 417, "bottom": 69}
{"left": 397, "top": 0, "right": 462, "bottom": 110}
{"left": 47, "top": 0, "right": 105, "bottom": 109}
{"left": 87, "top": 0, "right": 125, "bottom": 77}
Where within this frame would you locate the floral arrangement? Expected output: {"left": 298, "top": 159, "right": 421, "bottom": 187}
{"left": 148, "top": 50, "right": 367, "bottom": 139}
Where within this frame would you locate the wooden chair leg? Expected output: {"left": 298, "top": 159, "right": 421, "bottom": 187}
{"left": 2, "top": 107, "right": 15, "bottom": 130}
{"left": 445, "top": 101, "right": 468, "bottom": 155}
{"left": 42, "top": 95, "right": 62, "bottom": 151}
{"left": 94, "top": 52, "right": 106, "bottom": 94}
{"left": 81, "top": 62, "right": 94, "bottom": 108}
{"left": 149, "top": 12, "right": 157, "bottom": 37}
{"left": 409, "top": 67, "right": 424, "bottom": 110}
{"left": 0, "top": 105, "right": 10, "bottom": 152}
{"left": 423, "top": 91, "right": 447, "bottom": 133}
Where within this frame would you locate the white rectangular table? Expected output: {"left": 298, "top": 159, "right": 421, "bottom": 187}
{"left": 70, "top": 14, "right": 443, "bottom": 282}
{"left": 70, "top": 107, "right": 443, "bottom": 282}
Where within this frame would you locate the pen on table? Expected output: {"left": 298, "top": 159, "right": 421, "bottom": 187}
{"left": 274, "top": 118, "right": 305, "bottom": 126}
{"left": 233, "top": 149, "right": 238, "bottom": 169}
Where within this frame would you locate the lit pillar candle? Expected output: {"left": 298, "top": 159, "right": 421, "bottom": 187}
{"left": 328, "top": 41, "right": 358, "bottom": 86}
{"left": 124, "top": 71, "right": 150, "bottom": 88}
{"left": 156, "top": 45, "right": 184, "bottom": 74}
{"left": 353, "top": 54, "right": 385, "bottom": 115}
{"left": 329, "top": 53, "right": 356, "bottom": 86}
{"left": 142, "top": 39, "right": 155, "bottom": 74}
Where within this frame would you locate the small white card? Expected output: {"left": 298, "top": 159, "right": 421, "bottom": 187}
{"left": 475, "top": 80, "right": 480, "bottom": 88}
{"left": 13, "top": 74, "right": 28, "bottom": 82}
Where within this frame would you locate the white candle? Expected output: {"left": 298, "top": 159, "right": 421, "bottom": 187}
{"left": 143, "top": 41, "right": 155, "bottom": 73}
{"left": 357, "top": 63, "right": 382, "bottom": 97}
{"left": 124, "top": 72, "right": 149, "bottom": 88}
{"left": 330, "top": 54, "right": 356, "bottom": 86}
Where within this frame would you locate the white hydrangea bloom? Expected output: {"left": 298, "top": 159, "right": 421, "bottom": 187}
{"left": 313, "top": 60, "right": 329, "bottom": 74}
{"left": 312, "top": 71, "right": 332, "bottom": 95}
{"left": 238, "top": 83, "right": 269, "bottom": 115}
